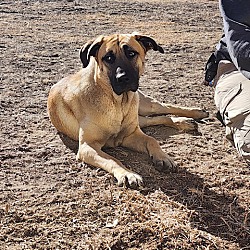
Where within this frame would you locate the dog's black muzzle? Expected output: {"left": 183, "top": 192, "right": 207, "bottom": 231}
{"left": 111, "top": 66, "right": 139, "bottom": 95}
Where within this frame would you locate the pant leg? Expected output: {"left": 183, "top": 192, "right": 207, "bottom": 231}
{"left": 214, "top": 61, "right": 250, "bottom": 163}
{"left": 231, "top": 114, "right": 250, "bottom": 163}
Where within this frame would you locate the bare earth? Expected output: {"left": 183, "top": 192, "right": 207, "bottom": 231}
{"left": 0, "top": 0, "right": 249, "bottom": 249}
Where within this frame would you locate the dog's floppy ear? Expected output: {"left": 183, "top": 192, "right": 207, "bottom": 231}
{"left": 80, "top": 36, "right": 104, "bottom": 68}
{"left": 134, "top": 34, "right": 164, "bottom": 54}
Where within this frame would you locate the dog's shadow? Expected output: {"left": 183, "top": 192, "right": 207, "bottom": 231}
{"left": 132, "top": 126, "right": 248, "bottom": 247}
{"left": 105, "top": 126, "right": 249, "bottom": 247}
{"left": 58, "top": 127, "right": 249, "bottom": 247}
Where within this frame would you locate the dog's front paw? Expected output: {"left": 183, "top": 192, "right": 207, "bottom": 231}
{"left": 114, "top": 171, "right": 143, "bottom": 188}
{"left": 152, "top": 154, "right": 177, "bottom": 173}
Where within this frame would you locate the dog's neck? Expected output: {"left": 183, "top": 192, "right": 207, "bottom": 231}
{"left": 113, "top": 91, "right": 135, "bottom": 103}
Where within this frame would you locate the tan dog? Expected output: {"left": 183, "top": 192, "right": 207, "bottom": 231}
{"left": 47, "top": 33, "right": 208, "bottom": 187}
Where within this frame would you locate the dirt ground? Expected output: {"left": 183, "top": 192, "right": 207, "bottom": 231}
{"left": 0, "top": 0, "right": 249, "bottom": 249}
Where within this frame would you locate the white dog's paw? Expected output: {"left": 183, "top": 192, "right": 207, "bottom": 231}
{"left": 115, "top": 171, "right": 143, "bottom": 188}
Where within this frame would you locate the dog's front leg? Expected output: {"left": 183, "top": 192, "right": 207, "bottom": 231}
{"left": 76, "top": 141, "right": 143, "bottom": 187}
{"left": 122, "top": 127, "right": 177, "bottom": 173}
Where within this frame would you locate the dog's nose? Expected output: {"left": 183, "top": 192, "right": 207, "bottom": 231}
{"left": 116, "top": 67, "right": 129, "bottom": 84}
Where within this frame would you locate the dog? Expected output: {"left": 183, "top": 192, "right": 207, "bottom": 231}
{"left": 47, "top": 33, "right": 208, "bottom": 187}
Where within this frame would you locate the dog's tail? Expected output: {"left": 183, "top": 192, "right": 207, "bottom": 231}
{"left": 58, "top": 132, "right": 78, "bottom": 154}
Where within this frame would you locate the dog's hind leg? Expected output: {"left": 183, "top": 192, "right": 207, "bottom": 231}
{"left": 139, "top": 115, "right": 198, "bottom": 131}
{"left": 138, "top": 90, "right": 208, "bottom": 119}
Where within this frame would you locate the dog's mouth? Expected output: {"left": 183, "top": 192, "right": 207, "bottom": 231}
{"left": 111, "top": 80, "right": 139, "bottom": 95}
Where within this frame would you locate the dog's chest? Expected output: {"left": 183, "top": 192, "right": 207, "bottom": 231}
{"left": 103, "top": 93, "right": 139, "bottom": 147}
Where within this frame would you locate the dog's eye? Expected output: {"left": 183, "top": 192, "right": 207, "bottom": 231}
{"left": 127, "top": 51, "right": 137, "bottom": 58}
{"left": 124, "top": 46, "right": 138, "bottom": 60}
{"left": 103, "top": 52, "right": 116, "bottom": 64}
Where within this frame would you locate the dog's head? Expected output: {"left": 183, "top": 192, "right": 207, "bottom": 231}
{"left": 80, "top": 33, "right": 164, "bottom": 95}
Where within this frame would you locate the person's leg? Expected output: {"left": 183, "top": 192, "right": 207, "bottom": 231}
{"left": 230, "top": 115, "right": 250, "bottom": 164}
{"left": 214, "top": 60, "right": 250, "bottom": 163}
